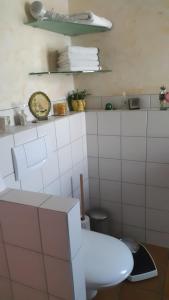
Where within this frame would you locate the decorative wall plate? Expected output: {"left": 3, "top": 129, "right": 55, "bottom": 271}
{"left": 28, "top": 91, "right": 51, "bottom": 120}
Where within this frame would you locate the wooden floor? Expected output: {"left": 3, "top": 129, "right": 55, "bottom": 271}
{"left": 94, "top": 244, "right": 169, "bottom": 300}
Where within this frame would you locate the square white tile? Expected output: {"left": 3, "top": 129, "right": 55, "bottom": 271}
{"left": 150, "top": 94, "right": 160, "bottom": 109}
{"left": 60, "top": 170, "right": 73, "bottom": 197}
{"left": 4, "top": 173, "right": 20, "bottom": 190}
{"left": 83, "top": 179, "right": 90, "bottom": 209}
{"left": 100, "top": 180, "right": 121, "bottom": 203}
{"left": 123, "top": 225, "right": 145, "bottom": 242}
{"left": 147, "top": 111, "right": 169, "bottom": 137}
{"left": 55, "top": 118, "right": 70, "bottom": 149}
{"left": 146, "top": 230, "right": 169, "bottom": 248}
{"left": 122, "top": 183, "right": 145, "bottom": 206}
{"left": 98, "top": 111, "right": 120, "bottom": 135}
{"left": 101, "top": 96, "right": 123, "bottom": 110}
{"left": 146, "top": 208, "right": 169, "bottom": 233}
{"left": 88, "top": 157, "right": 99, "bottom": 178}
{"left": 21, "top": 168, "right": 43, "bottom": 193}
{"left": 146, "top": 162, "right": 169, "bottom": 188}
{"left": 0, "top": 135, "right": 14, "bottom": 177}
{"left": 39, "top": 207, "right": 70, "bottom": 260}
{"left": 121, "top": 111, "right": 147, "bottom": 136}
{"left": 69, "top": 114, "right": 83, "bottom": 142}
{"left": 0, "top": 278, "right": 12, "bottom": 300}
{"left": 90, "top": 197, "right": 100, "bottom": 208}
{"left": 82, "top": 136, "right": 88, "bottom": 158}
{"left": 72, "top": 160, "right": 88, "bottom": 192}
{"left": 44, "top": 178, "right": 61, "bottom": 196}
{"left": 86, "top": 96, "right": 102, "bottom": 110}
{"left": 6, "top": 245, "right": 47, "bottom": 291}
{"left": 122, "top": 160, "right": 145, "bottom": 185}
{"left": 121, "top": 137, "right": 146, "bottom": 161}
{"left": 89, "top": 178, "right": 100, "bottom": 199}
{"left": 98, "top": 135, "right": 120, "bottom": 159}
{"left": 123, "top": 205, "right": 145, "bottom": 228}
{"left": 85, "top": 112, "right": 98, "bottom": 135}
{"left": 58, "top": 144, "right": 72, "bottom": 176}
{"left": 71, "top": 138, "right": 84, "bottom": 166}
{"left": 109, "top": 221, "right": 122, "bottom": 238}
{"left": 14, "top": 128, "right": 37, "bottom": 146}
{"left": 99, "top": 158, "right": 121, "bottom": 181}
{"left": 37, "top": 122, "right": 57, "bottom": 154}
{"left": 12, "top": 282, "right": 48, "bottom": 300}
{"left": 87, "top": 135, "right": 98, "bottom": 157}
{"left": 147, "top": 138, "right": 169, "bottom": 163}
{"left": 44, "top": 255, "right": 73, "bottom": 299}
{"left": 0, "top": 243, "right": 9, "bottom": 278}
{"left": 81, "top": 112, "right": 86, "bottom": 136}
{"left": 0, "top": 201, "right": 42, "bottom": 252}
{"left": 146, "top": 186, "right": 169, "bottom": 211}
{"left": 42, "top": 152, "right": 59, "bottom": 187}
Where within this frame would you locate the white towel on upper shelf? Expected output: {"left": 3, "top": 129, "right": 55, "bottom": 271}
{"left": 61, "top": 46, "right": 99, "bottom": 55}
{"left": 66, "top": 11, "right": 112, "bottom": 29}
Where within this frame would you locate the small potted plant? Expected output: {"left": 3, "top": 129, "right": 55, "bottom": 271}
{"left": 67, "top": 89, "right": 90, "bottom": 112}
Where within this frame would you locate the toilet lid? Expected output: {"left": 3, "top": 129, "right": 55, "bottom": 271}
{"left": 82, "top": 229, "right": 134, "bottom": 288}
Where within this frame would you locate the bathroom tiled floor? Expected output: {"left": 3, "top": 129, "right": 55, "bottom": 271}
{"left": 94, "top": 244, "right": 169, "bottom": 300}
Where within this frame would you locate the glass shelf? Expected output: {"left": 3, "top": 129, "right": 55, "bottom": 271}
{"left": 29, "top": 70, "right": 112, "bottom": 75}
{"left": 25, "top": 19, "right": 111, "bottom": 36}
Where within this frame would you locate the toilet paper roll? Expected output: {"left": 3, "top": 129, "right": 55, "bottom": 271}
{"left": 81, "top": 215, "right": 90, "bottom": 230}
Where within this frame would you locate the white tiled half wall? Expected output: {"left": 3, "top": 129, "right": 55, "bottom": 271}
{"left": 0, "top": 189, "right": 86, "bottom": 300}
{"left": 86, "top": 110, "right": 169, "bottom": 248}
{"left": 0, "top": 112, "right": 89, "bottom": 210}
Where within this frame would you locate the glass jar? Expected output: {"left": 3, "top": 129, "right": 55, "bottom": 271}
{"left": 53, "top": 102, "right": 67, "bottom": 116}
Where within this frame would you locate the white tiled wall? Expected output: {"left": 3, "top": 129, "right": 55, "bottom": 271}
{"left": 86, "top": 109, "right": 169, "bottom": 248}
{"left": 0, "top": 112, "right": 89, "bottom": 211}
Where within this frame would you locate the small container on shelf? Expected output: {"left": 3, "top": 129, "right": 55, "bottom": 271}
{"left": 53, "top": 102, "right": 67, "bottom": 116}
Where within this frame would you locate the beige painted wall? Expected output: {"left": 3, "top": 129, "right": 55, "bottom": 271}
{"left": 0, "top": 0, "right": 74, "bottom": 109}
{"left": 69, "top": 0, "right": 169, "bottom": 96}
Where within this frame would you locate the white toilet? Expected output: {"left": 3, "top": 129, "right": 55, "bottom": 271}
{"left": 82, "top": 229, "right": 134, "bottom": 300}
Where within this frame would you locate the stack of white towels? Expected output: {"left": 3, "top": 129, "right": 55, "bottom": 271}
{"left": 56, "top": 46, "right": 101, "bottom": 72}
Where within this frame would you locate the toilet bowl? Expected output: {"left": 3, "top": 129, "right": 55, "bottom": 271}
{"left": 82, "top": 229, "right": 134, "bottom": 300}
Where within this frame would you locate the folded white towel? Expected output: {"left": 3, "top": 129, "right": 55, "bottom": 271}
{"left": 59, "top": 61, "right": 100, "bottom": 68}
{"left": 69, "top": 12, "right": 92, "bottom": 20}
{"left": 49, "top": 11, "right": 112, "bottom": 29}
{"left": 58, "top": 52, "right": 99, "bottom": 63}
{"left": 58, "top": 66, "right": 102, "bottom": 72}
{"left": 65, "top": 11, "right": 112, "bottom": 29}
{"left": 61, "top": 46, "right": 99, "bottom": 55}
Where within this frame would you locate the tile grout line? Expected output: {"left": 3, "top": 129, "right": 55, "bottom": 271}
{"left": 120, "top": 111, "right": 123, "bottom": 237}
{"left": 144, "top": 110, "right": 148, "bottom": 243}
{"left": 96, "top": 112, "right": 101, "bottom": 208}
{"left": 37, "top": 207, "right": 50, "bottom": 300}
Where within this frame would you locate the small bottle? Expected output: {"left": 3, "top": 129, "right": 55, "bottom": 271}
{"left": 19, "top": 109, "right": 27, "bottom": 126}
{"left": 159, "top": 86, "right": 167, "bottom": 110}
